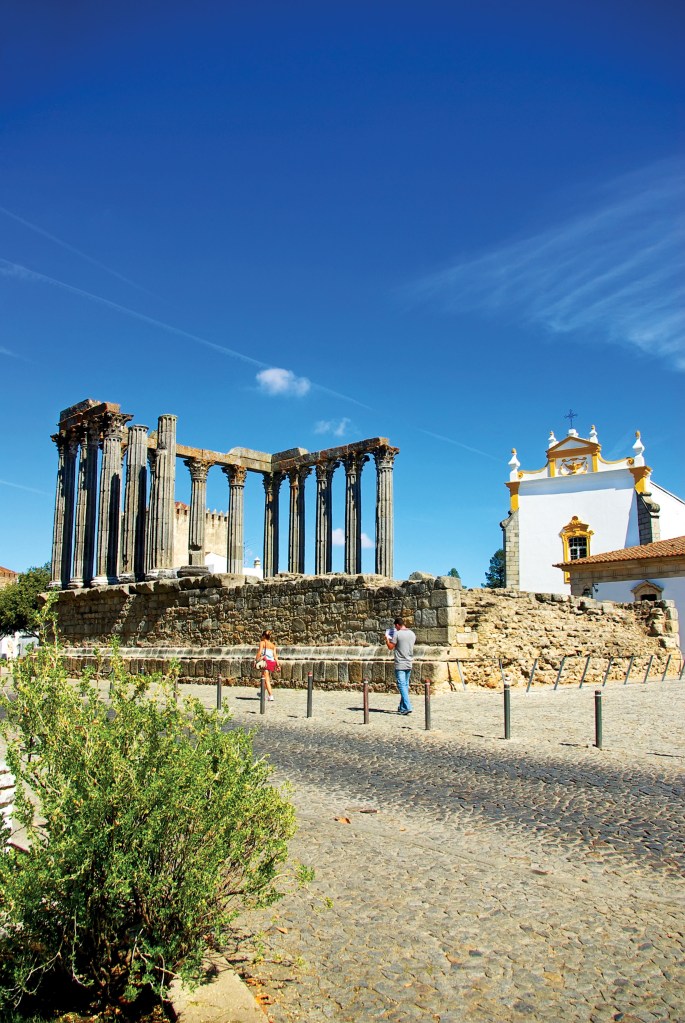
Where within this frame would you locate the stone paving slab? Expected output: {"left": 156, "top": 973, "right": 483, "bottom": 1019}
{"left": 179, "top": 679, "right": 685, "bottom": 1023}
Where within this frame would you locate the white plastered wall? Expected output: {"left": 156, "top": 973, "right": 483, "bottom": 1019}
{"left": 518, "top": 468, "right": 639, "bottom": 594}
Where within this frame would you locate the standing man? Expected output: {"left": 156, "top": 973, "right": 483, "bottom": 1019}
{"left": 385, "top": 616, "right": 416, "bottom": 716}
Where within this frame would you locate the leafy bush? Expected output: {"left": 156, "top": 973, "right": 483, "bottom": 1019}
{"left": 0, "top": 620, "right": 295, "bottom": 1011}
{"left": 0, "top": 564, "right": 50, "bottom": 638}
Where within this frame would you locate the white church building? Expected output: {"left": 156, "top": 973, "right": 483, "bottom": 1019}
{"left": 501, "top": 425, "right": 685, "bottom": 595}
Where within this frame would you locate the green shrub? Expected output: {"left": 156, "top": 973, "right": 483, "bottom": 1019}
{"left": 0, "top": 625, "right": 295, "bottom": 1011}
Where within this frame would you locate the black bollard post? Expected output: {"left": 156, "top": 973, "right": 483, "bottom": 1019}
{"left": 594, "top": 689, "right": 603, "bottom": 749}
{"left": 661, "top": 654, "right": 672, "bottom": 682}
{"left": 623, "top": 655, "right": 634, "bottom": 685}
{"left": 526, "top": 658, "right": 538, "bottom": 694}
{"left": 498, "top": 657, "right": 506, "bottom": 684}
{"left": 579, "top": 654, "right": 591, "bottom": 689}
{"left": 306, "top": 671, "right": 314, "bottom": 718}
{"left": 363, "top": 681, "right": 370, "bottom": 724}
{"left": 503, "top": 683, "right": 511, "bottom": 740}
{"left": 424, "top": 681, "right": 431, "bottom": 731}
{"left": 601, "top": 657, "right": 612, "bottom": 688}
{"left": 643, "top": 654, "right": 653, "bottom": 684}
{"left": 260, "top": 677, "right": 266, "bottom": 715}
{"left": 553, "top": 656, "right": 567, "bottom": 691}
{"left": 216, "top": 675, "right": 222, "bottom": 710}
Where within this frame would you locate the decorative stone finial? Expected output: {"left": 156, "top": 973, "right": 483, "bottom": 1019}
{"left": 589, "top": 424, "right": 598, "bottom": 443}
{"left": 508, "top": 448, "right": 520, "bottom": 480}
{"left": 633, "top": 430, "right": 645, "bottom": 464}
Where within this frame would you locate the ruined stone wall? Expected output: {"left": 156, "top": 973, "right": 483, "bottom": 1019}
{"left": 52, "top": 573, "right": 679, "bottom": 689}
{"left": 458, "top": 588, "right": 680, "bottom": 687}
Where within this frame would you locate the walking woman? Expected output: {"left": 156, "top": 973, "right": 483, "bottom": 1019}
{"left": 255, "top": 630, "right": 280, "bottom": 701}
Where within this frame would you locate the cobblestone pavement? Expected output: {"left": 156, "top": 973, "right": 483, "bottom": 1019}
{"left": 176, "top": 679, "right": 685, "bottom": 1023}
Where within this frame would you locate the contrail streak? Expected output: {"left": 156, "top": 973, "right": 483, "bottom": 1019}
{"left": 0, "top": 205, "right": 159, "bottom": 298}
{"left": 0, "top": 478, "right": 50, "bottom": 496}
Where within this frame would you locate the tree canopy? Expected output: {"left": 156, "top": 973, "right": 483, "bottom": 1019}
{"left": 483, "top": 549, "right": 505, "bottom": 589}
{"left": 0, "top": 564, "right": 50, "bottom": 636}
{"left": 447, "top": 567, "right": 461, "bottom": 579}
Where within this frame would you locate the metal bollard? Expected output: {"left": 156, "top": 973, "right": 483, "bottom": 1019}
{"left": 579, "top": 654, "right": 591, "bottom": 689}
{"left": 363, "top": 681, "right": 370, "bottom": 724}
{"left": 526, "top": 658, "right": 538, "bottom": 694}
{"left": 623, "top": 655, "right": 634, "bottom": 685}
{"left": 424, "top": 681, "right": 432, "bottom": 731}
{"left": 643, "top": 654, "right": 653, "bottom": 684}
{"left": 260, "top": 677, "right": 266, "bottom": 715}
{"left": 503, "top": 683, "right": 511, "bottom": 740}
{"left": 553, "top": 656, "right": 566, "bottom": 691}
{"left": 601, "top": 658, "right": 612, "bottom": 688}
{"left": 594, "top": 690, "right": 603, "bottom": 749}
{"left": 216, "top": 675, "right": 223, "bottom": 710}
{"left": 306, "top": 671, "right": 313, "bottom": 718}
{"left": 661, "top": 654, "right": 672, "bottom": 682}
{"left": 498, "top": 658, "right": 506, "bottom": 684}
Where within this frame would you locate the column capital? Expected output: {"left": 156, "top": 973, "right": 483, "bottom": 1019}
{"left": 315, "top": 458, "right": 338, "bottom": 483}
{"left": 184, "top": 457, "right": 213, "bottom": 483}
{"left": 373, "top": 445, "right": 399, "bottom": 470}
{"left": 298, "top": 464, "right": 313, "bottom": 483}
{"left": 102, "top": 411, "right": 132, "bottom": 441}
{"left": 222, "top": 463, "right": 247, "bottom": 486}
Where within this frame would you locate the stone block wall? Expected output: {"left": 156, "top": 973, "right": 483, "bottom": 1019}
{"left": 52, "top": 574, "right": 680, "bottom": 690}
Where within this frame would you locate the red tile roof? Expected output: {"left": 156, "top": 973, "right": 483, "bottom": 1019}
{"left": 0, "top": 566, "right": 18, "bottom": 576}
{"left": 556, "top": 536, "right": 685, "bottom": 568}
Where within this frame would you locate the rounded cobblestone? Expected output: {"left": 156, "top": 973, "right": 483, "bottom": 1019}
{"left": 179, "top": 678, "right": 685, "bottom": 1023}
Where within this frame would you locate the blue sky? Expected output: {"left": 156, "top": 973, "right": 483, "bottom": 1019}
{"left": 1, "top": 1, "right": 683, "bottom": 585}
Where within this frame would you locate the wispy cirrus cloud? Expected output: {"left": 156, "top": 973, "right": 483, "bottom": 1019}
{"left": 256, "top": 367, "right": 311, "bottom": 397}
{"left": 412, "top": 159, "right": 685, "bottom": 370}
{"left": 314, "top": 416, "right": 352, "bottom": 438}
{"left": 332, "top": 527, "right": 373, "bottom": 549}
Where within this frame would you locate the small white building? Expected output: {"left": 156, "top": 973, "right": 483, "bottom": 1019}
{"left": 501, "top": 425, "right": 685, "bottom": 595}
{"left": 558, "top": 536, "right": 685, "bottom": 649}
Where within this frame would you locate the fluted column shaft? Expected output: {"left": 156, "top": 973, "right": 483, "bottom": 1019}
{"left": 344, "top": 453, "right": 366, "bottom": 574}
{"left": 297, "top": 467, "right": 311, "bottom": 573}
{"left": 374, "top": 446, "right": 398, "bottom": 577}
{"left": 185, "top": 459, "right": 212, "bottom": 568}
{"left": 94, "top": 413, "right": 128, "bottom": 584}
{"left": 70, "top": 422, "right": 100, "bottom": 587}
{"left": 262, "top": 471, "right": 282, "bottom": 577}
{"left": 223, "top": 465, "right": 247, "bottom": 574}
{"left": 120, "top": 425, "right": 149, "bottom": 581}
{"left": 287, "top": 469, "right": 300, "bottom": 573}
{"left": 315, "top": 460, "right": 336, "bottom": 574}
{"left": 146, "top": 414, "right": 177, "bottom": 577}
{"left": 50, "top": 432, "right": 78, "bottom": 588}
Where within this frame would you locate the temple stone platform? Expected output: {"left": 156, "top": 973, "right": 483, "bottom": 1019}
{"left": 51, "top": 572, "right": 679, "bottom": 690}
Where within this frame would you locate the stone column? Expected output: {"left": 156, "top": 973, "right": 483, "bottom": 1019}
{"left": 50, "top": 431, "right": 78, "bottom": 589}
{"left": 69, "top": 420, "right": 101, "bottom": 588}
{"left": 223, "top": 464, "right": 247, "bottom": 575}
{"left": 179, "top": 458, "right": 212, "bottom": 575}
{"left": 146, "top": 414, "right": 177, "bottom": 579}
{"left": 93, "top": 413, "right": 128, "bottom": 586}
{"left": 344, "top": 453, "right": 367, "bottom": 574}
{"left": 120, "top": 425, "right": 149, "bottom": 582}
{"left": 315, "top": 459, "right": 336, "bottom": 574}
{"left": 374, "top": 445, "right": 398, "bottom": 578}
{"left": 262, "top": 471, "right": 282, "bottom": 577}
{"left": 297, "top": 466, "right": 311, "bottom": 573}
{"left": 287, "top": 469, "right": 300, "bottom": 573}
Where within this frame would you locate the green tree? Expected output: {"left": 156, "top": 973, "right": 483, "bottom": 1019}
{"left": 483, "top": 548, "right": 505, "bottom": 588}
{"left": 0, "top": 563, "right": 50, "bottom": 636}
{"left": 447, "top": 567, "right": 461, "bottom": 579}
{"left": 0, "top": 615, "right": 296, "bottom": 1011}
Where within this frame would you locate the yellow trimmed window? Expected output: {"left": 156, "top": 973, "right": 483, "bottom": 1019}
{"left": 560, "top": 516, "right": 594, "bottom": 582}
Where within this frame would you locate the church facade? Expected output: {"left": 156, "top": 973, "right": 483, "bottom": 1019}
{"left": 501, "top": 425, "right": 685, "bottom": 595}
